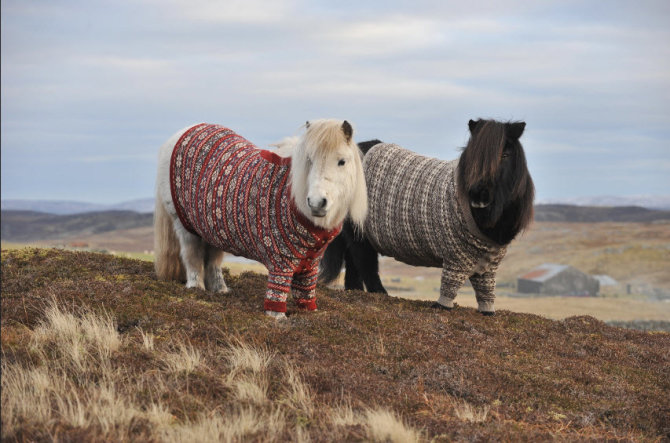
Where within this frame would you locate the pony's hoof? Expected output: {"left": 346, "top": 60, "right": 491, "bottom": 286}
{"left": 185, "top": 281, "right": 205, "bottom": 290}
{"left": 480, "top": 310, "right": 495, "bottom": 316}
{"left": 214, "top": 286, "right": 231, "bottom": 294}
{"left": 265, "top": 310, "right": 287, "bottom": 320}
{"left": 431, "top": 302, "right": 453, "bottom": 311}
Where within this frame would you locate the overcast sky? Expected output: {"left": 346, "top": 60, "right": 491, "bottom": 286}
{"left": 2, "top": 0, "right": 669, "bottom": 204}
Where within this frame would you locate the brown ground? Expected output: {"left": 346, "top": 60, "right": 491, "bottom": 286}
{"left": 2, "top": 248, "right": 669, "bottom": 441}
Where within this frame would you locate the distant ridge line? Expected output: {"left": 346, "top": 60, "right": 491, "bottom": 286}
{"left": 2, "top": 199, "right": 670, "bottom": 223}
{"left": 533, "top": 204, "right": 670, "bottom": 223}
{"left": 1, "top": 198, "right": 155, "bottom": 215}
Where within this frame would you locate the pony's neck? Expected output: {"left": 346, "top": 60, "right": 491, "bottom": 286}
{"left": 470, "top": 203, "right": 524, "bottom": 246}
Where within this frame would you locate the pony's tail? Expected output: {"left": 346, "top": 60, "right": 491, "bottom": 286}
{"left": 319, "top": 234, "right": 347, "bottom": 284}
{"left": 154, "top": 195, "right": 185, "bottom": 282}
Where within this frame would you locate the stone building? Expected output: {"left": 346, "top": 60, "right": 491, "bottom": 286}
{"left": 517, "top": 263, "right": 600, "bottom": 296}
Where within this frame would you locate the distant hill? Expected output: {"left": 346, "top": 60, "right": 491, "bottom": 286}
{"left": 1, "top": 198, "right": 154, "bottom": 215}
{"left": 2, "top": 204, "right": 670, "bottom": 244}
{"left": 534, "top": 204, "right": 670, "bottom": 222}
{"left": 538, "top": 195, "right": 670, "bottom": 210}
{"left": 4, "top": 196, "right": 670, "bottom": 216}
{"left": 1, "top": 210, "right": 153, "bottom": 242}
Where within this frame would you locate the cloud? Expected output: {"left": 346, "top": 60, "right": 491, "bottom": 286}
{"left": 155, "top": 0, "right": 297, "bottom": 24}
{"left": 74, "top": 154, "right": 156, "bottom": 163}
{"left": 323, "top": 16, "right": 446, "bottom": 56}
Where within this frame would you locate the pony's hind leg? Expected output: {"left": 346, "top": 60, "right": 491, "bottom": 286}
{"left": 174, "top": 223, "right": 206, "bottom": 289}
{"left": 204, "top": 243, "right": 229, "bottom": 293}
{"left": 345, "top": 233, "right": 387, "bottom": 294}
{"left": 343, "top": 249, "right": 364, "bottom": 290}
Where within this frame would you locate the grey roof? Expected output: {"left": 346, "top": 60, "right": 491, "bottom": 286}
{"left": 593, "top": 275, "right": 618, "bottom": 286}
{"left": 518, "top": 263, "right": 571, "bottom": 282}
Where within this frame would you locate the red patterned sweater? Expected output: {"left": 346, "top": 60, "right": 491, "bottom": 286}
{"left": 170, "top": 124, "right": 341, "bottom": 313}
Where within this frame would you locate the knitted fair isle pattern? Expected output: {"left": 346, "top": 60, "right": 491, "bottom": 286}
{"left": 363, "top": 143, "right": 507, "bottom": 311}
{"left": 170, "top": 123, "right": 341, "bottom": 313}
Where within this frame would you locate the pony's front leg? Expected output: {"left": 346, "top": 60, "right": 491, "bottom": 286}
{"left": 264, "top": 271, "right": 293, "bottom": 319}
{"left": 469, "top": 271, "right": 496, "bottom": 316}
{"left": 204, "top": 243, "right": 229, "bottom": 293}
{"left": 291, "top": 269, "right": 319, "bottom": 311}
{"left": 175, "top": 224, "right": 205, "bottom": 289}
{"left": 434, "top": 266, "right": 467, "bottom": 310}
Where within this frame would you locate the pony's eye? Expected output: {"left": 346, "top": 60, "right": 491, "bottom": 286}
{"left": 338, "top": 159, "right": 346, "bottom": 166}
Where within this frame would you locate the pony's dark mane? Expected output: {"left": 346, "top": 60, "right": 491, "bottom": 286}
{"left": 457, "top": 119, "right": 534, "bottom": 245}
{"left": 357, "top": 139, "right": 383, "bottom": 155}
{"left": 459, "top": 120, "right": 506, "bottom": 188}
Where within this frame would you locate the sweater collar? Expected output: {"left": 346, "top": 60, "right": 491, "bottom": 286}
{"left": 290, "top": 199, "right": 342, "bottom": 241}
{"left": 260, "top": 149, "right": 292, "bottom": 166}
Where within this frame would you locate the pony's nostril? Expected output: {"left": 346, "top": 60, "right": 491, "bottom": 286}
{"left": 308, "top": 197, "right": 327, "bottom": 210}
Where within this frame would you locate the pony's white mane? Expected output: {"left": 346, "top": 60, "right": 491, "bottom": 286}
{"left": 269, "top": 136, "right": 299, "bottom": 158}
{"left": 289, "top": 119, "right": 367, "bottom": 231}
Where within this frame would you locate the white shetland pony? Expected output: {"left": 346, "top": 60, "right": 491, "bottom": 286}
{"left": 154, "top": 120, "right": 367, "bottom": 318}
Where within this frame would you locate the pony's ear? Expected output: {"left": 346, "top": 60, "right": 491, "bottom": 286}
{"left": 305, "top": 121, "right": 310, "bottom": 129}
{"left": 468, "top": 119, "right": 480, "bottom": 134}
{"left": 507, "top": 122, "right": 526, "bottom": 140}
{"left": 342, "top": 120, "right": 353, "bottom": 142}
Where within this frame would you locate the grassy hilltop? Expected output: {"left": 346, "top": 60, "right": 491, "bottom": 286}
{"left": 2, "top": 248, "right": 669, "bottom": 441}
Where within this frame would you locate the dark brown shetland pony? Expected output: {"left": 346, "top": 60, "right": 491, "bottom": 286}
{"left": 320, "top": 119, "right": 535, "bottom": 315}
{"left": 460, "top": 119, "right": 535, "bottom": 246}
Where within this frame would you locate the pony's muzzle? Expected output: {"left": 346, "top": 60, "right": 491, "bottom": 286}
{"left": 307, "top": 197, "right": 328, "bottom": 217}
{"left": 470, "top": 201, "right": 491, "bottom": 209}
{"left": 469, "top": 184, "right": 493, "bottom": 209}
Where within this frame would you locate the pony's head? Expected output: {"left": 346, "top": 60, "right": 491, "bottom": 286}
{"left": 290, "top": 119, "right": 368, "bottom": 230}
{"left": 458, "top": 119, "right": 535, "bottom": 244}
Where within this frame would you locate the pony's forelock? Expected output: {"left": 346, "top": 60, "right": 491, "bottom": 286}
{"left": 459, "top": 120, "right": 505, "bottom": 190}
{"left": 302, "top": 119, "right": 355, "bottom": 159}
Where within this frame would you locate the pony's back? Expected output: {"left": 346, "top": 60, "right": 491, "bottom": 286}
{"left": 363, "top": 143, "right": 464, "bottom": 267}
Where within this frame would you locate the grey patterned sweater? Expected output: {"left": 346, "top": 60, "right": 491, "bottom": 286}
{"left": 363, "top": 143, "right": 506, "bottom": 313}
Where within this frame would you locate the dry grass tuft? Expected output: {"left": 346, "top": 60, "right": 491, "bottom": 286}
{"left": 138, "top": 327, "right": 155, "bottom": 351}
{"left": 224, "top": 339, "right": 275, "bottom": 377}
{"left": 281, "top": 361, "right": 315, "bottom": 419}
{"left": 364, "top": 408, "right": 423, "bottom": 443}
{"left": 160, "top": 408, "right": 266, "bottom": 443}
{"left": 453, "top": 400, "right": 490, "bottom": 423}
{"left": 328, "top": 403, "right": 423, "bottom": 442}
{"left": 223, "top": 340, "right": 273, "bottom": 405}
{"left": 161, "top": 341, "right": 203, "bottom": 373}
{"left": 31, "top": 299, "right": 121, "bottom": 369}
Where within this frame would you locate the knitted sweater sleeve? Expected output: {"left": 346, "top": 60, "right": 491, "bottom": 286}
{"left": 291, "top": 266, "right": 319, "bottom": 311}
{"left": 437, "top": 266, "right": 469, "bottom": 308}
{"left": 292, "top": 267, "right": 318, "bottom": 296}
{"left": 468, "top": 247, "right": 506, "bottom": 313}
{"left": 469, "top": 271, "right": 497, "bottom": 313}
